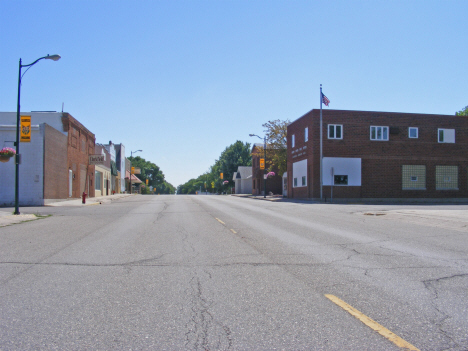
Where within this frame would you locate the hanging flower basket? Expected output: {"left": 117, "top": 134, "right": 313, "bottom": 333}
{"left": 223, "top": 180, "right": 229, "bottom": 185}
{"left": 267, "top": 171, "right": 276, "bottom": 178}
{"left": 0, "top": 147, "right": 15, "bottom": 163}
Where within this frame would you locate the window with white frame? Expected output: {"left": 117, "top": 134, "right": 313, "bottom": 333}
{"left": 305, "top": 127, "right": 308, "bottom": 142}
{"left": 292, "top": 134, "right": 295, "bottom": 147}
{"left": 370, "top": 126, "right": 389, "bottom": 141}
{"left": 402, "top": 165, "right": 426, "bottom": 190}
{"left": 408, "top": 127, "right": 418, "bottom": 138}
{"left": 328, "top": 124, "right": 343, "bottom": 139}
{"left": 436, "top": 166, "right": 458, "bottom": 190}
{"left": 293, "top": 159, "right": 307, "bottom": 188}
{"left": 438, "top": 129, "right": 455, "bottom": 143}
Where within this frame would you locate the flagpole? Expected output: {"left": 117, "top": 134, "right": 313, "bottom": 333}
{"left": 320, "top": 84, "right": 323, "bottom": 201}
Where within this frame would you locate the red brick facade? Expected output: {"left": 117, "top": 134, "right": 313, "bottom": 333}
{"left": 287, "top": 109, "right": 468, "bottom": 199}
{"left": 61, "top": 113, "right": 96, "bottom": 198}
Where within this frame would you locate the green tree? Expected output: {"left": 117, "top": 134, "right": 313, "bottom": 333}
{"left": 178, "top": 141, "right": 252, "bottom": 194}
{"left": 456, "top": 106, "right": 468, "bottom": 116}
{"left": 128, "top": 156, "right": 174, "bottom": 194}
{"left": 211, "top": 141, "right": 252, "bottom": 191}
{"left": 255, "top": 119, "right": 289, "bottom": 176}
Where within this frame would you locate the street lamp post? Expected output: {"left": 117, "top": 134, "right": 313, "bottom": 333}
{"left": 249, "top": 134, "right": 267, "bottom": 198}
{"left": 15, "top": 54, "right": 61, "bottom": 215}
{"left": 129, "top": 150, "right": 142, "bottom": 194}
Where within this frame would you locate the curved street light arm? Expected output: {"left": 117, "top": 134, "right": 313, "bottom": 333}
{"left": 21, "top": 54, "right": 61, "bottom": 68}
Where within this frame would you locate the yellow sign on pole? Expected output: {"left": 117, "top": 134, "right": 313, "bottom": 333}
{"left": 20, "top": 116, "right": 31, "bottom": 142}
{"left": 146, "top": 179, "right": 149, "bottom": 185}
{"left": 131, "top": 167, "right": 135, "bottom": 174}
{"left": 260, "top": 158, "right": 265, "bottom": 170}
{"left": 220, "top": 173, "right": 223, "bottom": 179}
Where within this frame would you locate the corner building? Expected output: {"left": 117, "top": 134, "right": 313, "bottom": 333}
{"left": 287, "top": 109, "right": 468, "bottom": 200}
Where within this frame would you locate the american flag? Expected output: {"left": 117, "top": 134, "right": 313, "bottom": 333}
{"left": 322, "top": 93, "right": 330, "bottom": 107}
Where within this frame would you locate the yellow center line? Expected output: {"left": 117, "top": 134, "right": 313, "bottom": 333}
{"left": 325, "top": 294, "right": 420, "bottom": 351}
{"left": 230, "top": 229, "right": 237, "bottom": 234}
{"left": 215, "top": 218, "right": 225, "bottom": 225}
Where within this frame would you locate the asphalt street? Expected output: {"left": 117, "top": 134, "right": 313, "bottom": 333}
{"left": 0, "top": 195, "right": 467, "bottom": 350}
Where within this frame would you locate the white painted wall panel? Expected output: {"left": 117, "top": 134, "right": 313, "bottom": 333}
{"left": 292, "top": 159, "right": 307, "bottom": 187}
{"left": 322, "top": 157, "right": 361, "bottom": 186}
{"left": 0, "top": 125, "right": 45, "bottom": 206}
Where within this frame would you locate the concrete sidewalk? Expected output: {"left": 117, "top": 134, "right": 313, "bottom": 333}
{"left": 44, "top": 193, "right": 134, "bottom": 207}
{"left": 0, "top": 194, "right": 134, "bottom": 227}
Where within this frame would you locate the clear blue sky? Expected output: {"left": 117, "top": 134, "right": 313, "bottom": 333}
{"left": 1, "top": 0, "right": 467, "bottom": 187}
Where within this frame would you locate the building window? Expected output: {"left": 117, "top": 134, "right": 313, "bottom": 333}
{"left": 436, "top": 166, "right": 458, "bottom": 190}
{"left": 334, "top": 175, "right": 348, "bottom": 185}
{"left": 305, "top": 127, "right": 308, "bottom": 142}
{"left": 402, "top": 165, "right": 426, "bottom": 190}
{"left": 294, "top": 178, "right": 298, "bottom": 187}
{"left": 95, "top": 171, "right": 102, "bottom": 191}
{"left": 408, "top": 127, "right": 418, "bottom": 138}
{"left": 438, "top": 129, "right": 455, "bottom": 143}
{"left": 302, "top": 176, "right": 306, "bottom": 186}
{"left": 328, "top": 124, "right": 343, "bottom": 139}
{"left": 370, "top": 126, "right": 389, "bottom": 141}
{"left": 292, "top": 134, "right": 295, "bottom": 147}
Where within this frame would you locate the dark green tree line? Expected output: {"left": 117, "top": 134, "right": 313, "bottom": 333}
{"left": 128, "top": 156, "right": 175, "bottom": 194}
{"left": 178, "top": 141, "right": 252, "bottom": 194}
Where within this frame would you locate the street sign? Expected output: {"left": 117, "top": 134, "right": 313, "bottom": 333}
{"left": 20, "top": 116, "right": 31, "bottom": 142}
{"left": 133, "top": 167, "right": 141, "bottom": 174}
{"left": 260, "top": 158, "right": 265, "bottom": 170}
{"left": 131, "top": 166, "right": 135, "bottom": 174}
{"left": 220, "top": 173, "right": 223, "bottom": 179}
{"left": 89, "top": 155, "right": 105, "bottom": 165}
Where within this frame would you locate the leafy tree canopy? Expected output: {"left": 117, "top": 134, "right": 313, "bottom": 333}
{"left": 178, "top": 141, "right": 251, "bottom": 194}
{"left": 128, "top": 156, "right": 175, "bottom": 194}
{"left": 455, "top": 106, "right": 468, "bottom": 116}
{"left": 254, "top": 119, "right": 289, "bottom": 176}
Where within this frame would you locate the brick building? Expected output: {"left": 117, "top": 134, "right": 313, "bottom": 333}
{"left": 251, "top": 143, "right": 283, "bottom": 196}
{"left": 62, "top": 113, "right": 96, "bottom": 198}
{"left": 287, "top": 109, "right": 468, "bottom": 200}
{"left": 0, "top": 112, "right": 95, "bottom": 206}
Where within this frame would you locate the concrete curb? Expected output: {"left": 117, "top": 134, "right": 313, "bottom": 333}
{"left": 0, "top": 213, "right": 38, "bottom": 227}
